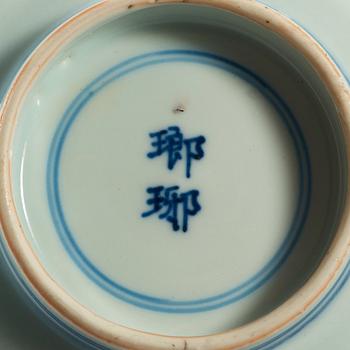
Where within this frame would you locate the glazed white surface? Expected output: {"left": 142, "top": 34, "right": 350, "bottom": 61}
{"left": 0, "top": 0, "right": 350, "bottom": 349}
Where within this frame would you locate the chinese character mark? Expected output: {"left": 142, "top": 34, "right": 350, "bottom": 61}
{"left": 141, "top": 186, "right": 201, "bottom": 232}
{"left": 147, "top": 126, "right": 206, "bottom": 178}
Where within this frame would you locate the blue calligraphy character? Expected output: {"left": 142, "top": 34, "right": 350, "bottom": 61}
{"left": 142, "top": 186, "right": 201, "bottom": 232}
{"left": 147, "top": 126, "right": 206, "bottom": 178}
{"left": 184, "top": 135, "right": 206, "bottom": 178}
{"left": 158, "top": 186, "right": 182, "bottom": 232}
{"left": 147, "top": 126, "right": 183, "bottom": 171}
{"left": 179, "top": 189, "right": 201, "bottom": 232}
{"left": 141, "top": 186, "right": 165, "bottom": 217}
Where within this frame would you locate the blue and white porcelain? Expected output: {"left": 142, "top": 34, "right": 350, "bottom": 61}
{"left": 1, "top": 1, "right": 350, "bottom": 349}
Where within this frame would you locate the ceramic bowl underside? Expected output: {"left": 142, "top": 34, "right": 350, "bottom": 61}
{"left": 1, "top": 1, "right": 350, "bottom": 350}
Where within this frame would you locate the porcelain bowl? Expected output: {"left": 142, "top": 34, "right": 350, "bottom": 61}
{"left": 1, "top": 1, "right": 350, "bottom": 349}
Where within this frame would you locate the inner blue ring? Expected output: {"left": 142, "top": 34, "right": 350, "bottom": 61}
{"left": 47, "top": 50, "right": 311, "bottom": 313}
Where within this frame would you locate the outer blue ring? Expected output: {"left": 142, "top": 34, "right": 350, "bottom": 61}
{"left": 47, "top": 50, "right": 311, "bottom": 313}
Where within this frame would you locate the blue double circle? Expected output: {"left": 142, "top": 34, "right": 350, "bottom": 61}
{"left": 47, "top": 50, "right": 311, "bottom": 313}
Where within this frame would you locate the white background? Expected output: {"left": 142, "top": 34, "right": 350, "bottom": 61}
{"left": 0, "top": 1, "right": 349, "bottom": 349}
